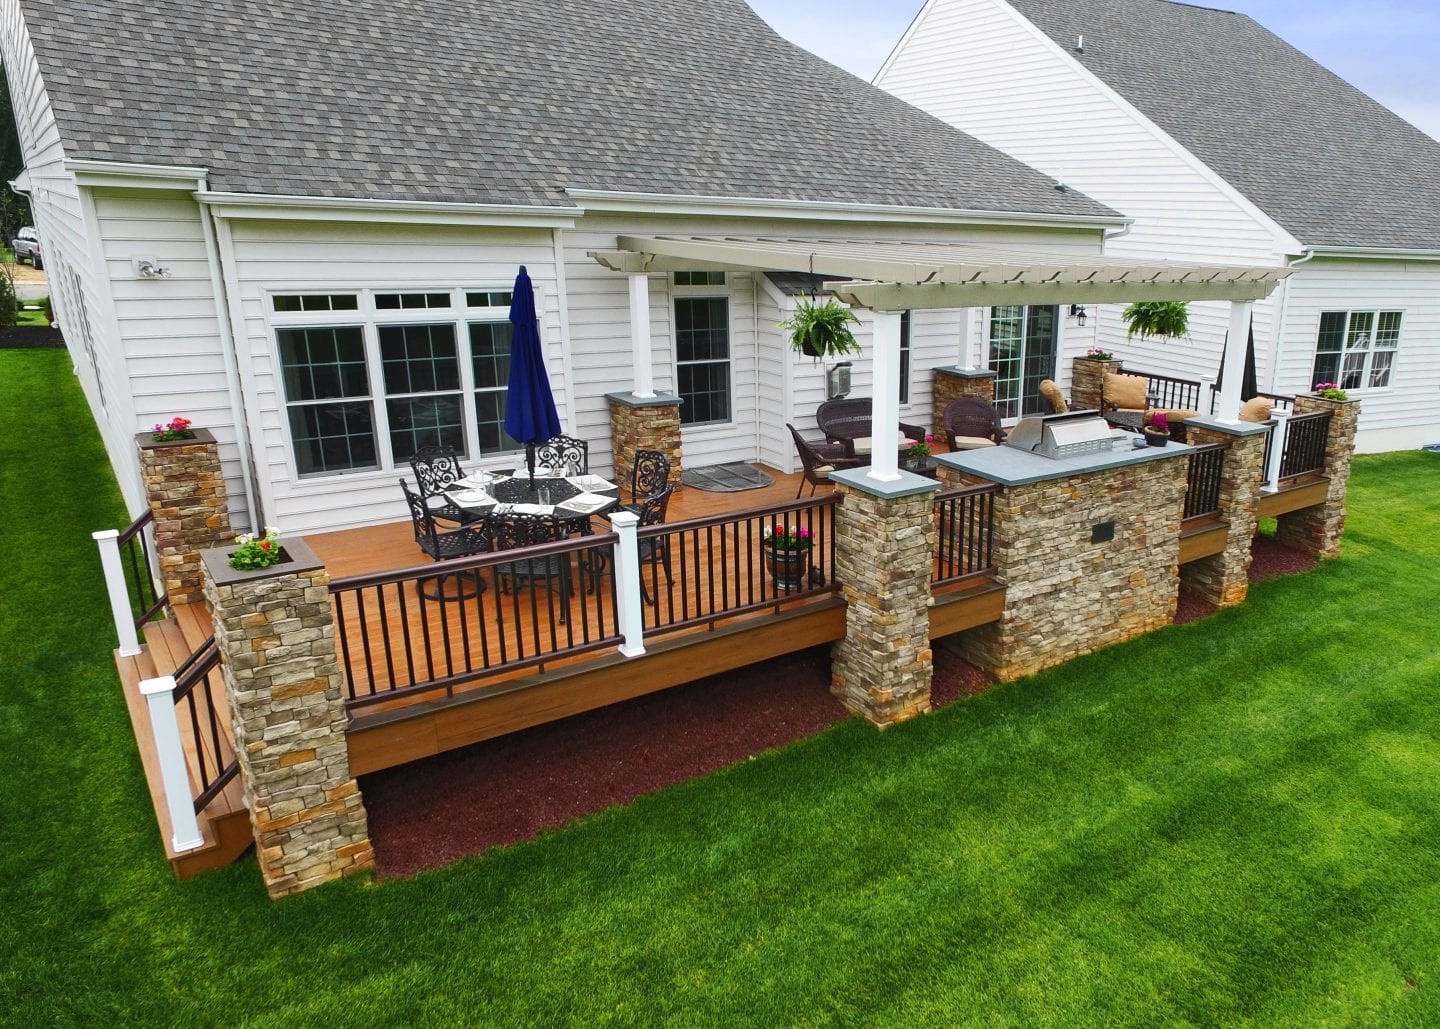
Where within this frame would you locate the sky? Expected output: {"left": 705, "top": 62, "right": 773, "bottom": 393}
{"left": 747, "top": 0, "right": 1440, "bottom": 142}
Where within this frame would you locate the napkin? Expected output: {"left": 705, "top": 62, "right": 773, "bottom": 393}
{"left": 506, "top": 502, "right": 548, "bottom": 515}
{"left": 557, "top": 492, "right": 610, "bottom": 515}
{"left": 453, "top": 472, "right": 493, "bottom": 489}
{"left": 566, "top": 473, "right": 614, "bottom": 492}
{"left": 448, "top": 489, "right": 495, "bottom": 507}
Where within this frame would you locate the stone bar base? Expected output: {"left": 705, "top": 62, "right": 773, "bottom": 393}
{"left": 1181, "top": 421, "right": 1268, "bottom": 607}
{"left": 939, "top": 454, "right": 1187, "bottom": 682}
{"left": 830, "top": 473, "right": 940, "bottom": 727}
{"left": 1275, "top": 395, "right": 1361, "bottom": 559}
{"left": 607, "top": 392, "right": 683, "bottom": 493}
{"left": 1070, "top": 357, "right": 1124, "bottom": 413}
{"left": 202, "top": 540, "right": 373, "bottom": 898}
{"left": 931, "top": 367, "right": 997, "bottom": 439}
{"left": 137, "top": 427, "right": 233, "bottom": 604}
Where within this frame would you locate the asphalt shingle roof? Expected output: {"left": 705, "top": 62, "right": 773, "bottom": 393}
{"left": 1007, "top": 0, "right": 1440, "bottom": 249}
{"left": 17, "top": 0, "right": 1117, "bottom": 221}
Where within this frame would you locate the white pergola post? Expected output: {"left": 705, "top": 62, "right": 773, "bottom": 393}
{"left": 1215, "top": 301, "right": 1253, "bottom": 422}
{"left": 609, "top": 510, "right": 646, "bottom": 657}
{"left": 139, "top": 675, "right": 205, "bottom": 852}
{"left": 92, "top": 529, "right": 142, "bottom": 656}
{"left": 957, "top": 307, "right": 974, "bottom": 370}
{"left": 867, "top": 310, "right": 904, "bottom": 483}
{"left": 628, "top": 272, "right": 655, "bottom": 399}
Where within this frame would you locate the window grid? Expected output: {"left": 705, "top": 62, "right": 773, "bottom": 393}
{"left": 1311, "top": 309, "right": 1402, "bottom": 391}
{"left": 675, "top": 295, "right": 731, "bottom": 425}
{"left": 277, "top": 325, "right": 379, "bottom": 475}
{"left": 898, "top": 311, "right": 912, "bottom": 405}
{"left": 379, "top": 323, "right": 464, "bottom": 462}
{"left": 673, "top": 271, "right": 726, "bottom": 287}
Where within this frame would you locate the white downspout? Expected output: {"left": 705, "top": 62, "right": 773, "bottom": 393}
{"left": 197, "top": 195, "right": 260, "bottom": 531}
{"left": 1266, "top": 248, "right": 1316, "bottom": 394}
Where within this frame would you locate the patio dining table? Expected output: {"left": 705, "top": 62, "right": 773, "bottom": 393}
{"left": 445, "top": 469, "right": 620, "bottom": 534}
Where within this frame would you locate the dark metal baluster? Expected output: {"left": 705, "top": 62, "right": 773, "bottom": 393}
{"left": 375, "top": 584, "right": 397, "bottom": 692}
{"left": 334, "top": 591, "right": 359, "bottom": 700}
{"left": 355, "top": 589, "right": 378, "bottom": 697}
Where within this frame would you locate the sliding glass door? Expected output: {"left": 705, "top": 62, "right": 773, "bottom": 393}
{"left": 988, "top": 305, "right": 1058, "bottom": 420}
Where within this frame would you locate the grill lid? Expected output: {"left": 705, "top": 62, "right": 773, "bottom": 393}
{"left": 1006, "top": 410, "right": 1114, "bottom": 459}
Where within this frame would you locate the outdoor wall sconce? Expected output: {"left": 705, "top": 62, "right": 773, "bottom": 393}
{"left": 133, "top": 258, "right": 172, "bottom": 279}
{"left": 1069, "top": 304, "right": 1088, "bottom": 326}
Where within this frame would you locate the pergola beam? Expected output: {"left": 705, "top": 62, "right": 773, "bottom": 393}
{"left": 828, "top": 278, "right": 1280, "bottom": 311}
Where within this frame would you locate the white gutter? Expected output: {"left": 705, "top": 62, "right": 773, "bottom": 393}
{"left": 567, "top": 188, "right": 1131, "bottom": 232}
{"left": 1302, "top": 245, "right": 1440, "bottom": 261}
{"left": 1264, "top": 247, "right": 1318, "bottom": 393}
{"left": 197, "top": 190, "right": 579, "bottom": 228}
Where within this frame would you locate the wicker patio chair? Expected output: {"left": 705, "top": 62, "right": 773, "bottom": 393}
{"left": 815, "top": 397, "right": 927, "bottom": 458}
{"left": 787, "top": 423, "right": 864, "bottom": 497}
{"left": 940, "top": 397, "right": 1006, "bottom": 451}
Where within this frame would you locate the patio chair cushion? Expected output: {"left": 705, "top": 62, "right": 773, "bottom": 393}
{"left": 812, "top": 464, "right": 834, "bottom": 479}
{"left": 852, "top": 436, "right": 872, "bottom": 455}
{"left": 1105, "top": 372, "right": 1149, "bottom": 411}
{"left": 1039, "top": 379, "right": 1069, "bottom": 413}
{"left": 1240, "top": 397, "right": 1274, "bottom": 423}
{"left": 950, "top": 435, "right": 998, "bottom": 450}
{"left": 1157, "top": 407, "right": 1200, "bottom": 423}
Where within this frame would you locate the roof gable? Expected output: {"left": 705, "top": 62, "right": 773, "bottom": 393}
{"left": 1007, "top": 0, "right": 1440, "bottom": 249}
{"left": 17, "top": 0, "right": 1117, "bottom": 222}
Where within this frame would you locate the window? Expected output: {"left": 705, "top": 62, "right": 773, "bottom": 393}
{"left": 898, "top": 310, "right": 912, "bottom": 405}
{"left": 673, "top": 271, "right": 726, "bottom": 287}
{"left": 1312, "top": 310, "right": 1401, "bottom": 390}
{"left": 273, "top": 287, "right": 527, "bottom": 477}
{"left": 379, "top": 323, "right": 464, "bottom": 462}
{"left": 674, "top": 295, "right": 731, "bottom": 425}
{"left": 277, "top": 325, "right": 377, "bottom": 475}
{"left": 988, "top": 305, "right": 1058, "bottom": 419}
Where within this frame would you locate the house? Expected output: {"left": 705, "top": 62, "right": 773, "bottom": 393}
{"left": 0, "top": 0, "right": 1168, "bottom": 536}
{"left": 875, "top": 0, "right": 1440, "bottom": 452}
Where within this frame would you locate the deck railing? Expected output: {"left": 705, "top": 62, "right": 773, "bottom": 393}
{"left": 1205, "top": 385, "right": 1295, "bottom": 417}
{"left": 639, "top": 494, "right": 841, "bottom": 638}
{"left": 171, "top": 637, "right": 240, "bottom": 812}
{"left": 93, "top": 509, "right": 167, "bottom": 656}
{"left": 1277, "top": 410, "right": 1331, "bottom": 481}
{"left": 933, "top": 483, "right": 998, "bottom": 587}
{"left": 1127, "top": 367, "right": 1203, "bottom": 411}
{"left": 331, "top": 533, "right": 622, "bottom": 711}
{"left": 1183, "top": 443, "right": 1228, "bottom": 521}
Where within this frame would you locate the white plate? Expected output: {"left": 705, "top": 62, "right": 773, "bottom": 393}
{"left": 448, "top": 489, "right": 495, "bottom": 507}
{"left": 566, "top": 473, "right": 615, "bottom": 492}
{"left": 453, "top": 473, "right": 493, "bottom": 489}
{"left": 556, "top": 492, "right": 611, "bottom": 515}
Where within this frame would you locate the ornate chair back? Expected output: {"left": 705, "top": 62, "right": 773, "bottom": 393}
{"left": 536, "top": 434, "right": 589, "bottom": 475}
{"left": 631, "top": 449, "right": 671, "bottom": 501}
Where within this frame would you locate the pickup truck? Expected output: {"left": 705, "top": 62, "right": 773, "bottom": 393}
{"left": 10, "top": 226, "right": 41, "bottom": 270}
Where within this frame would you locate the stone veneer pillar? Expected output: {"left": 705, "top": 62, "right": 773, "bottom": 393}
{"left": 936, "top": 447, "right": 1188, "bottom": 682}
{"left": 607, "top": 392, "right": 683, "bottom": 492}
{"left": 1180, "top": 418, "right": 1270, "bottom": 607}
{"left": 1274, "top": 394, "right": 1361, "bottom": 559}
{"left": 202, "top": 539, "right": 373, "bottom": 898}
{"left": 931, "top": 367, "right": 997, "bottom": 439}
{"left": 830, "top": 469, "right": 941, "bottom": 727}
{"left": 136, "top": 428, "right": 234, "bottom": 605}
{"left": 1070, "top": 357, "right": 1124, "bottom": 413}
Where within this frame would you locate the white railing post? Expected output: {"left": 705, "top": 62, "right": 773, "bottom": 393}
{"left": 92, "top": 529, "right": 142, "bottom": 656}
{"left": 139, "top": 676, "right": 205, "bottom": 852}
{"left": 609, "top": 511, "right": 647, "bottom": 657}
{"left": 1264, "top": 411, "right": 1290, "bottom": 491}
{"left": 1200, "top": 379, "right": 1216, "bottom": 416}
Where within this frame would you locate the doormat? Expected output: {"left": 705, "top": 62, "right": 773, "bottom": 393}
{"left": 680, "top": 462, "right": 774, "bottom": 492}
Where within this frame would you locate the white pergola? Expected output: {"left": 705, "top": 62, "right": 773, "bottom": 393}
{"left": 591, "top": 235, "right": 1292, "bottom": 484}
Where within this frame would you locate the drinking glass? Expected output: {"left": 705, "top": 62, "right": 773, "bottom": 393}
{"left": 538, "top": 485, "right": 552, "bottom": 506}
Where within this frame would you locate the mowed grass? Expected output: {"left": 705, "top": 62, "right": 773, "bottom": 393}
{"left": 2, "top": 347, "right": 1437, "bottom": 1024}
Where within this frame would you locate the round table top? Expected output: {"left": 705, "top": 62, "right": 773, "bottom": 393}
{"left": 447, "top": 471, "right": 619, "bottom": 521}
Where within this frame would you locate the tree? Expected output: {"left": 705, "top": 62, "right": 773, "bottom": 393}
{"left": 0, "top": 75, "right": 32, "bottom": 244}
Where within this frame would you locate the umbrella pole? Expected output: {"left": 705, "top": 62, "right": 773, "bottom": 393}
{"left": 526, "top": 442, "right": 536, "bottom": 488}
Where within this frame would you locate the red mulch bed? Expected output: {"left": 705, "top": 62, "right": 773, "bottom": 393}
{"left": 1173, "top": 588, "right": 1217, "bottom": 626}
{"left": 932, "top": 647, "right": 994, "bottom": 706}
{"left": 1249, "top": 533, "right": 1319, "bottom": 581}
{"left": 362, "top": 646, "right": 847, "bottom": 878}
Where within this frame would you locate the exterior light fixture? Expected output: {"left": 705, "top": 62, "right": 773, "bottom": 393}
{"left": 1069, "top": 304, "right": 1088, "bottom": 326}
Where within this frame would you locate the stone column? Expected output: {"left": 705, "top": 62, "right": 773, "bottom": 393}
{"left": 607, "top": 391, "right": 683, "bottom": 492}
{"left": 1070, "top": 357, "right": 1124, "bottom": 413}
{"left": 830, "top": 470, "right": 940, "bottom": 727}
{"left": 931, "top": 367, "right": 997, "bottom": 438}
{"left": 202, "top": 539, "right": 373, "bottom": 899}
{"left": 1180, "top": 418, "right": 1269, "bottom": 607}
{"left": 137, "top": 428, "right": 234, "bottom": 604}
{"left": 1274, "top": 394, "right": 1361, "bottom": 559}
{"left": 937, "top": 450, "right": 1187, "bottom": 682}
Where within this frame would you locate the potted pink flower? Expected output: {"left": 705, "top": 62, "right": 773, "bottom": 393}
{"left": 762, "top": 523, "right": 813, "bottom": 591}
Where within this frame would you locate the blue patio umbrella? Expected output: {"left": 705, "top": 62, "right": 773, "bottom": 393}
{"left": 503, "top": 266, "right": 562, "bottom": 487}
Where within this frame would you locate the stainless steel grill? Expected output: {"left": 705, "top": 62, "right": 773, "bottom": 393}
{"left": 1006, "top": 411, "right": 1114, "bottom": 460}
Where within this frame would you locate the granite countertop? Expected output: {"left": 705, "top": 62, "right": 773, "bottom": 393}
{"left": 936, "top": 433, "right": 1194, "bottom": 487}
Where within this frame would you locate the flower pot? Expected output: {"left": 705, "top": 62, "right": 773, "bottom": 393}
{"left": 763, "top": 544, "right": 812, "bottom": 590}
{"left": 1143, "top": 428, "right": 1169, "bottom": 448}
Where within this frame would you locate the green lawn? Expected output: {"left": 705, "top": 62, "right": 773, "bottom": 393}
{"left": 2, "top": 347, "right": 1437, "bottom": 1024}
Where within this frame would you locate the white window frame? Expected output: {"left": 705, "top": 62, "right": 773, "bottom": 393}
{"left": 267, "top": 286, "right": 529, "bottom": 481}
{"left": 670, "top": 273, "right": 735, "bottom": 429}
{"left": 1310, "top": 309, "right": 1402, "bottom": 393}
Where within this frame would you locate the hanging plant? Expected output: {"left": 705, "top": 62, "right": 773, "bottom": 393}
{"left": 780, "top": 296, "right": 861, "bottom": 360}
{"left": 1121, "top": 301, "right": 1190, "bottom": 341}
